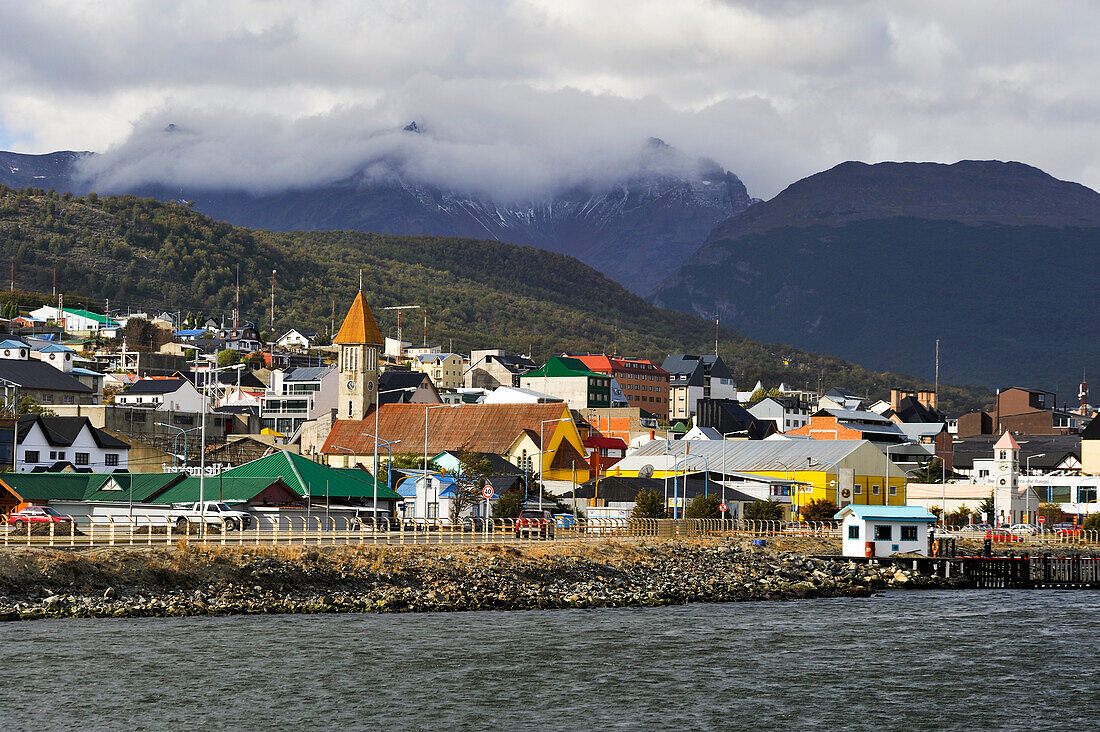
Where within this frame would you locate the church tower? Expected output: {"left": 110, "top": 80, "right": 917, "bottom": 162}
{"left": 333, "top": 290, "right": 383, "bottom": 420}
{"left": 992, "top": 431, "right": 1019, "bottom": 525}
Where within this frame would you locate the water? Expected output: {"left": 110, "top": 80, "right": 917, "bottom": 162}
{"left": 1, "top": 590, "right": 1098, "bottom": 731}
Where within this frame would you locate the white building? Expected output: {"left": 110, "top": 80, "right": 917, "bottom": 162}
{"left": 747, "top": 396, "right": 811, "bottom": 433}
{"left": 16, "top": 415, "right": 130, "bottom": 472}
{"left": 482, "top": 386, "right": 564, "bottom": 404}
{"left": 836, "top": 504, "right": 937, "bottom": 558}
{"left": 260, "top": 365, "right": 339, "bottom": 435}
{"left": 275, "top": 328, "right": 319, "bottom": 349}
{"left": 28, "top": 306, "right": 119, "bottom": 336}
{"left": 116, "top": 377, "right": 203, "bottom": 412}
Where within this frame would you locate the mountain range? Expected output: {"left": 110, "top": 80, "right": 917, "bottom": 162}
{"left": 651, "top": 160, "right": 1100, "bottom": 390}
{"left": 0, "top": 135, "right": 753, "bottom": 294}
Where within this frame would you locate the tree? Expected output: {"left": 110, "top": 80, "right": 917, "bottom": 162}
{"left": 120, "top": 317, "right": 170, "bottom": 351}
{"left": 908, "top": 457, "right": 950, "bottom": 483}
{"left": 949, "top": 504, "right": 972, "bottom": 528}
{"left": 684, "top": 493, "right": 721, "bottom": 519}
{"left": 449, "top": 449, "right": 493, "bottom": 523}
{"left": 749, "top": 387, "right": 767, "bottom": 403}
{"left": 381, "top": 452, "right": 440, "bottom": 473}
{"left": 217, "top": 349, "right": 241, "bottom": 367}
{"left": 1038, "top": 503, "right": 1063, "bottom": 527}
{"left": 1083, "top": 514, "right": 1100, "bottom": 532}
{"left": 744, "top": 500, "right": 784, "bottom": 522}
{"left": 17, "top": 396, "right": 54, "bottom": 416}
{"left": 632, "top": 488, "right": 668, "bottom": 519}
{"left": 800, "top": 498, "right": 839, "bottom": 522}
{"left": 492, "top": 488, "right": 523, "bottom": 519}
{"left": 978, "top": 492, "right": 995, "bottom": 520}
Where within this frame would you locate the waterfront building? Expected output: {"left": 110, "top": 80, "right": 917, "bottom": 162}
{"left": 835, "top": 504, "right": 938, "bottom": 558}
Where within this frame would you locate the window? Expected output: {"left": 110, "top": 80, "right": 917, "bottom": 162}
{"left": 900, "top": 525, "right": 918, "bottom": 541}
{"left": 1079, "top": 487, "right": 1098, "bottom": 504}
{"left": 889, "top": 485, "right": 898, "bottom": 496}
{"left": 24, "top": 450, "right": 39, "bottom": 464}
{"left": 871, "top": 484, "right": 880, "bottom": 495}
{"left": 427, "top": 503, "right": 439, "bottom": 519}
{"left": 854, "top": 484, "right": 862, "bottom": 495}
{"left": 105, "top": 453, "right": 119, "bottom": 467}
{"left": 75, "top": 453, "right": 89, "bottom": 466}
{"left": 874, "top": 525, "right": 892, "bottom": 541}
{"left": 848, "top": 525, "right": 860, "bottom": 539}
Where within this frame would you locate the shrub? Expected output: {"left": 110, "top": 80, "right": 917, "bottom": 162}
{"left": 684, "top": 494, "right": 721, "bottom": 519}
{"left": 744, "top": 500, "right": 784, "bottom": 522}
{"left": 632, "top": 488, "right": 668, "bottom": 519}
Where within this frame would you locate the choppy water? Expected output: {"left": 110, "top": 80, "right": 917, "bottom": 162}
{"left": 1, "top": 590, "right": 1097, "bottom": 731}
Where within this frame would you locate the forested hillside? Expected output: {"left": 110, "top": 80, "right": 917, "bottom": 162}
{"left": 0, "top": 185, "right": 989, "bottom": 412}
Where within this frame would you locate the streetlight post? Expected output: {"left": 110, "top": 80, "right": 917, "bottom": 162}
{"left": 719, "top": 430, "right": 745, "bottom": 519}
{"left": 363, "top": 433, "right": 401, "bottom": 522}
{"left": 371, "top": 386, "right": 417, "bottom": 477}
{"left": 156, "top": 423, "right": 202, "bottom": 469}
{"left": 197, "top": 362, "right": 245, "bottom": 535}
{"left": 538, "top": 416, "right": 571, "bottom": 511}
{"left": 424, "top": 404, "right": 459, "bottom": 520}
{"left": 884, "top": 442, "right": 910, "bottom": 506}
{"left": 1026, "top": 453, "right": 1046, "bottom": 525}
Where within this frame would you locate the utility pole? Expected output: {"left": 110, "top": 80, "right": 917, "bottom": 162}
{"left": 383, "top": 305, "right": 421, "bottom": 358}
{"left": 9, "top": 260, "right": 13, "bottom": 291}
{"left": 233, "top": 264, "right": 240, "bottom": 328}
{"left": 270, "top": 269, "right": 276, "bottom": 333}
{"left": 934, "top": 339, "right": 940, "bottom": 401}
{"left": 52, "top": 268, "right": 56, "bottom": 297}
{"left": 714, "top": 314, "right": 719, "bottom": 356}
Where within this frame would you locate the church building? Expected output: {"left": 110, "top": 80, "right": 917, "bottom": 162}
{"left": 334, "top": 290, "right": 384, "bottom": 421}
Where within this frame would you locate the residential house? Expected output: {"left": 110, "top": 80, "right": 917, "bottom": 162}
{"left": 260, "top": 365, "right": 339, "bottom": 436}
{"left": 276, "top": 328, "right": 320, "bottom": 349}
{"left": 787, "top": 408, "right": 908, "bottom": 445}
{"left": 116, "top": 377, "right": 203, "bottom": 412}
{"left": 818, "top": 387, "right": 866, "bottom": 412}
{"left": 433, "top": 450, "right": 522, "bottom": 477}
{"left": 411, "top": 352, "right": 465, "bottom": 390}
{"left": 214, "top": 323, "right": 263, "bottom": 352}
{"left": 16, "top": 415, "right": 129, "bottom": 472}
{"left": 747, "top": 395, "right": 811, "bottom": 433}
{"left": 519, "top": 356, "right": 612, "bottom": 410}
{"left": 695, "top": 398, "right": 777, "bottom": 440}
{"left": 378, "top": 370, "right": 442, "bottom": 405}
{"left": 30, "top": 342, "right": 105, "bottom": 400}
{"left": 573, "top": 354, "right": 670, "bottom": 415}
{"left": 583, "top": 435, "right": 628, "bottom": 474}
{"left": 0, "top": 340, "right": 97, "bottom": 407}
{"left": 465, "top": 350, "right": 539, "bottom": 389}
{"left": 662, "top": 354, "right": 737, "bottom": 421}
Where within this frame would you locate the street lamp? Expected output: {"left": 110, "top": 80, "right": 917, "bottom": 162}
{"left": 424, "top": 404, "right": 460, "bottom": 520}
{"left": 1025, "top": 453, "right": 1046, "bottom": 525}
{"left": 196, "top": 362, "right": 245, "bottom": 533}
{"left": 538, "top": 416, "right": 571, "bottom": 511}
{"left": 156, "top": 422, "right": 202, "bottom": 469}
{"left": 372, "top": 386, "right": 417, "bottom": 478}
{"left": 363, "top": 433, "right": 401, "bottom": 522}
{"left": 719, "top": 430, "right": 746, "bottom": 518}
{"left": 884, "top": 442, "right": 911, "bottom": 506}
{"left": 808, "top": 456, "right": 840, "bottom": 508}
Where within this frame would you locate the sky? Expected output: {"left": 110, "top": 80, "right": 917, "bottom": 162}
{"left": 1, "top": 0, "right": 1098, "bottom": 199}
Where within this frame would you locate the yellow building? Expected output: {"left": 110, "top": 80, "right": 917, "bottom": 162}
{"left": 411, "top": 352, "right": 465, "bottom": 390}
{"left": 608, "top": 439, "right": 907, "bottom": 514}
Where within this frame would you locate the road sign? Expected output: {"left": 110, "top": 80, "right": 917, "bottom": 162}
{"left": 482, "top": 485, "right": 494, "bottom": 498}
{"left": 719, "top": 502, "right": 728, "bottom": 513}
{"left": 1038, "top": 516, "right": 1046, "bottom": 524}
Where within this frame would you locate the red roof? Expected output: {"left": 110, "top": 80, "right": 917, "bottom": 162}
{"left": 584, "top": 435, "right": 628, "bottom": 450}
{"left": 994, "top": 432, "right": 1020, "bottom": 450}
{"left": 322, "top": 402, "right": 573, "bottom": 456}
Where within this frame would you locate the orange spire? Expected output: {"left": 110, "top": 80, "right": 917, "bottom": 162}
{"left": 333, "top": 291, "right": 383, "bottom": 345}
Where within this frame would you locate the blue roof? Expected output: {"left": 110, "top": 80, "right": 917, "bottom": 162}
{"left": 395, "top": 474, "right": 458, "bottom": 497}
{"left": 174, "top": 329, "right": 208, "bottom": 336}
{"left": 0, "top": 339, "right": 28, "bottom": 349}
{"left": 835, "top": 505, "right": 937, "bottom": 522}
{"left": 37, "top": 343, "right": 74, "bottom": 353}
{"left": 71, "top": 367, "right": 104, "bottom": 377}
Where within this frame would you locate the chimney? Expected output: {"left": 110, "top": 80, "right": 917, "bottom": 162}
{"left": 890, "top": 388, "right": 902, "bottom": 411}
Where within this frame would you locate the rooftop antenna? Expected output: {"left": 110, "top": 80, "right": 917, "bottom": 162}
{"left": 714, "top": 313, "right": 719, "bottom": 356}
{"left": 934, "top": 338, "right": 940, "bottom": 399}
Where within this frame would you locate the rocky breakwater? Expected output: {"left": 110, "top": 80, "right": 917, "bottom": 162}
{"left": 0, "top": 539, "right": 963, "bottom": 621}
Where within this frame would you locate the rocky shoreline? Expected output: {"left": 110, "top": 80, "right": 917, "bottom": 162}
{"left": 0, "top": 539, "right": 965, "bottom": 622}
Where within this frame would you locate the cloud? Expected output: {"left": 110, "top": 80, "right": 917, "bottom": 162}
{"left": 2, "top": 0, "right": 1100, "bottom": 198}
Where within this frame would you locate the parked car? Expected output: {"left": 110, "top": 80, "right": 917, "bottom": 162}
{"left": 515, "top": 509, "right": 555, "bottom": 539}
{"left": 1052, "top": 523, "right": 1082, "bottom": 537}
{"left": 1007, "top": 523, "right": 1037, "bottom": 536}
{"left": 985, "top": 528, "right": 1022, "bottom": 543}
{"left": 5, "top": 506, "right": 74, "bottom": 528}
{"left": 962, "top": 523, "right": 992, "bottom": 533}
{"left": 460, "top": 516, "right": 494, "bottom": 532}
{"left": 167, "top": 502, "right": 252, "bottom": 531}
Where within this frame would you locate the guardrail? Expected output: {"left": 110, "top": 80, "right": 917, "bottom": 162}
{"left": 0, "top": 515, "right": 859, "bottom": 549}
{"left": 939, "top": 528, "right": 1100, "bottom": 546}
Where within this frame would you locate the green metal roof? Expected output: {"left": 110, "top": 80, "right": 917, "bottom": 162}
{"left": 147, "top": 476, "right": 293, "bottom": 505}
{"left": 1, "top": 473, "right": 104, "bottom": 502}
{"left": 222, "top": 451, "right": 401, "bottom": 500}
{"left": 523, "top": 356, "right": 604, "bottom": 380}
{"left": 83, "top": 473, "right": 183, "bottom": 502}
{"left": 63, "top": 307, "right": 119, "bottom": 327}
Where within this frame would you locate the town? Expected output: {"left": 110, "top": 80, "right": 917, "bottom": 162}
{"left": 0, "top": 287, "right": 1097, "bottom": 555}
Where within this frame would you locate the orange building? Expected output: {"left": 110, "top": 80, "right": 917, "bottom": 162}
{"left": 573, "top": 354, "right": 669, "bottom": 415}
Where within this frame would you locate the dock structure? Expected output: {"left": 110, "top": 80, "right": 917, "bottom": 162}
{"left": 838, "top": 554, "right": 1100, "bottom": 589}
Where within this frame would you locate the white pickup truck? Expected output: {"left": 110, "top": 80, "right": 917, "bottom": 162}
{"left": 168, "top": 502, "right": 252, "bottom": 531}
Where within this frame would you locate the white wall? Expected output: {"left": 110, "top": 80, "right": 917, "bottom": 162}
{"left": 841, "top": 516, "right": 931, "bottom": 557}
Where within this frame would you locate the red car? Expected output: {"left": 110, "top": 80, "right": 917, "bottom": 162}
{"left": 985, "top": 528, "right": 1022, "bottom": 543}
{"left": 6, "top": 506, "right": 74, "bottom": 528}
{"left": 514, "top": 509, "right": 555, "bottom": 539}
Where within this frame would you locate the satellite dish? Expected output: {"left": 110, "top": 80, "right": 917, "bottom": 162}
{"left": 639, "top": 464, "right": 654, "bottom": 479}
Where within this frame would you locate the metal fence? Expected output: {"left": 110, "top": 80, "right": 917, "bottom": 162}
{"left": 0, "top": 516, "right": 847, "bottom": 548}
{"left": 939, "top": 528, "right": 1100, "bottom": 546}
